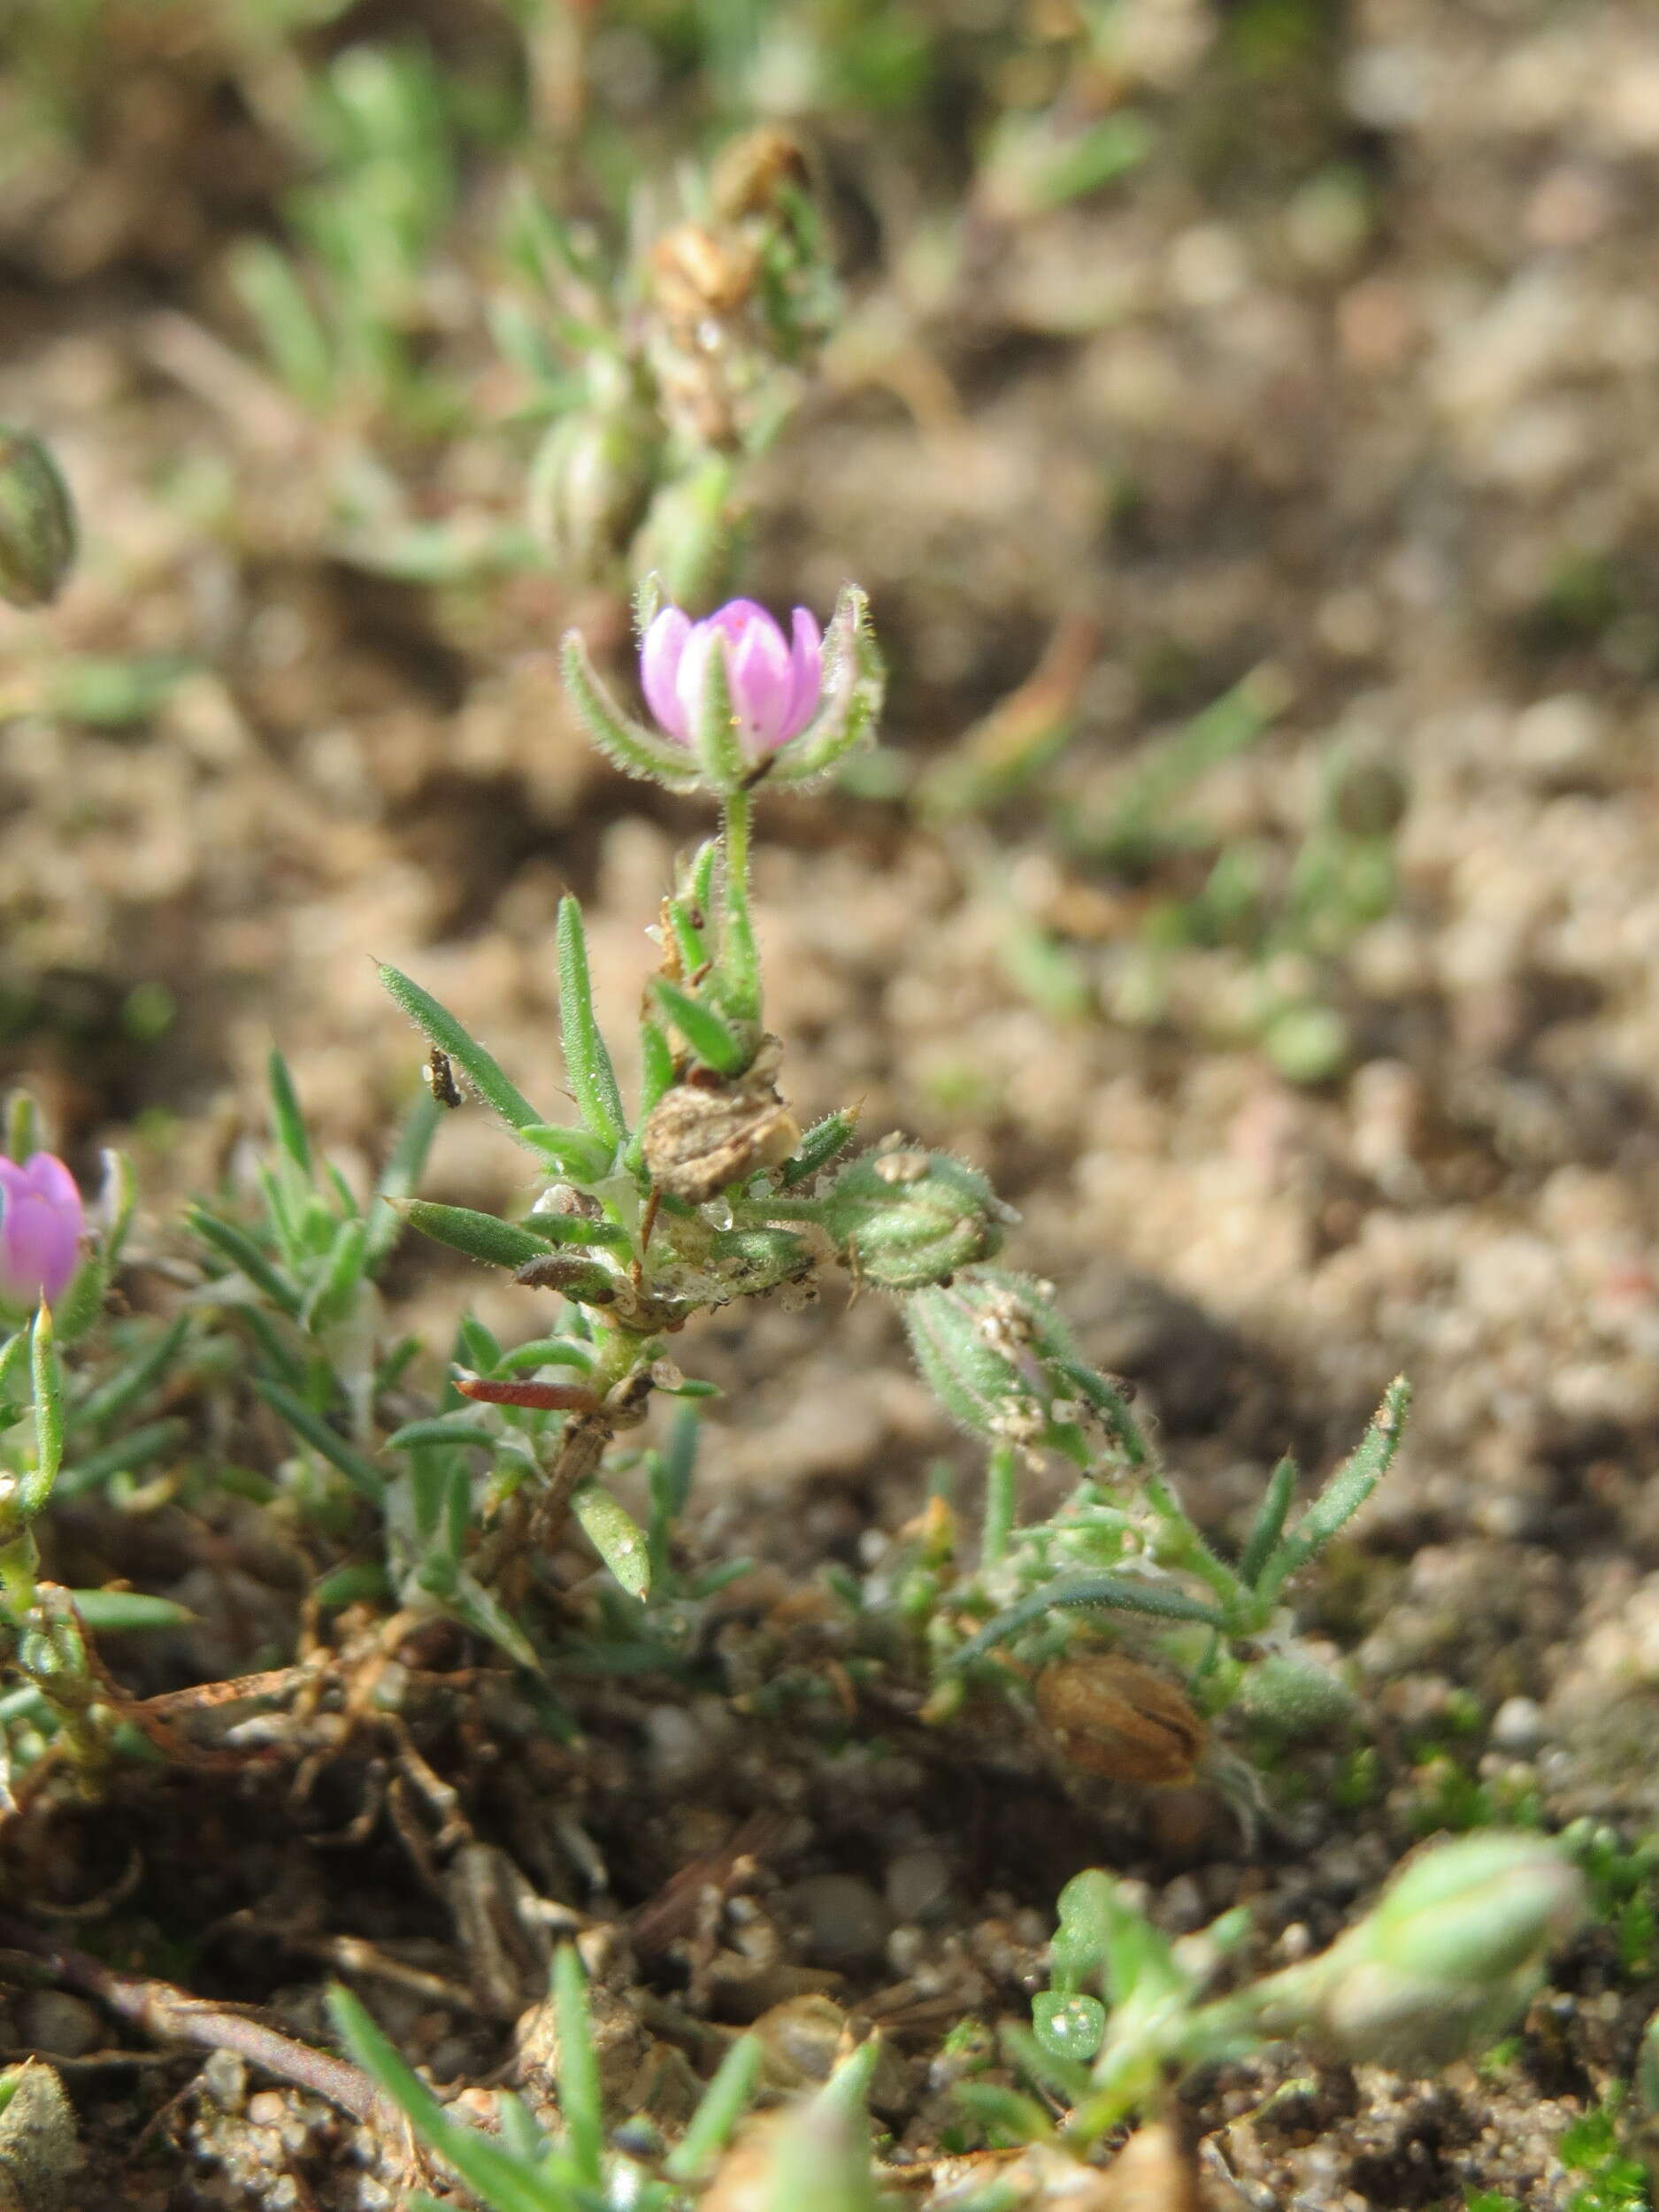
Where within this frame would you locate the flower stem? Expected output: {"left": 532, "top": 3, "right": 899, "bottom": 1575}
{"left": 982, "top": 1444, "right": 1018, "bottom": 1568}
{"left": 720, "top": 787, "right": 762, "bottom": 1027}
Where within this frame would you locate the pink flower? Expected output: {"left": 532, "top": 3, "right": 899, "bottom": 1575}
{"left": 641, "top": 597, "right": 823, "bottom": 762}
{"left": 0, "top": 1153, "right": 85, "bottom": 1310}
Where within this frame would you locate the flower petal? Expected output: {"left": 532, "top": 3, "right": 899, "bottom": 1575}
{"left": 728, "top": 618, "right": 795, "bottom": 748}
{"left": 640, "top": 606, "right": 693, "bottom": 741}
{"left": 781, "top": 607, "right": 824, "bottom": 741}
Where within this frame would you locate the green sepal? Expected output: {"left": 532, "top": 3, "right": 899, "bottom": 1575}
{"left": 770, "top": 584, "right": 885, "bottom": 784}
{"left": 687, "top": 622, "right": 748, "bottom": 795}
{"left": 19, "top": 1304, "right": 63, "bottom": 1519}
{"left": 559, "top": 626, "right": 702, "bottom": 791}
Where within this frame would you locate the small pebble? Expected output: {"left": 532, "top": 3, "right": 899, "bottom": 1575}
{"left": 1492, "top": 1696, "right": 1543, "bottom": 1751}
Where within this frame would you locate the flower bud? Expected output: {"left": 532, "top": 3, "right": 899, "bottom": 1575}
{"left": 902, "top": 1268, "right": 1085, "bottom": 1453}
{"left": 0, "top": 1154, "right": 85, "bottom": 1312}
{"left": 527, "top": 385, "right": 660, "bottom": 581}
{"left": 0, "top": 428, "right": 77, "bottom": 609}
{"left": 1257, "top": 1832, "right": 1586, "bottom": 2069}
{"left": 820, "top": 1148, "right": 1011, "bottom": 1292}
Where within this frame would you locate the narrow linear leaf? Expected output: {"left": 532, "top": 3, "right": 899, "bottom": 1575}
{"left": 377, "top": 964, "right": 546, "bottom": 1138}
{"left": 302, "top": 1217, "right": 370, "bottom": 1334}
{"left": 256, "top": 1379, "right": 383, "bottom": 1499}
{"left": 267, "top": 1048, "right": 312, "bottom": 1176}
{"left": 78, "top": 1314, "right": 189, "bottom": 1431}
{"left": 556, "top": 899, "right": 627, "bottom": 1151}
{"left": 1256, "top": 1377, "right": 1410, "bottom": 1604}
{"left": 571, "top": 1480, "right": 652, "bottom": 1600}
{"left": 664, "top": 2034, "right": 763, "bottom": 2182}
{"left": 387, "top": 1417, "right": 499, "bottom": 1451}
{"left": 649, "top": 976, "right": 748, "bottom": 1077}
{"left": 189, "top": 1208, "right": 303, "bottom": 1318}
{"left": 947, "top": 1573, "right": 1227, "bottom": 1669}
{"left": 326, "top": 1988, "right": 556, "bottom": 2212}
{"left": 402, "top": 1202, "right": 557, "bottom": 1272}
{"left": 495, "top": 1335, "right": 595, "bottom": 1376}
{"left": 366, "top": 1087, "right": 442, "bottom": 1265}
{"left": 57, "top": 1418, "right": 188, "bottom": 1500}
{"left": 1238, "top": 1455, "right": 1297, "bottom": 1588}
{"left": 67, "top": 1590, "right": 194, "bottom": 1632}
{"left": 553, "top": 1946, "right": 605, "bottom": 2187}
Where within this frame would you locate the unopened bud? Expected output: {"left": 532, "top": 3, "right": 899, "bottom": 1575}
{"left": 903, "top": 1268, "right": 1084, "bottom": 1452}
{"left": 1256, "top": 1832, "right": 1586, "bottom": 2069}
{"left": 0, "top": 427, "right": 77, "bottom": 609}
{"left": 821, "top": 1148, "right": 1011, "bottom": 1292}
{"left": 528, "top": 387, "right": 661, "bottom": 580}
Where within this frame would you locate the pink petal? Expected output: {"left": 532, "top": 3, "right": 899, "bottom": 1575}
{"left": 24, "top": 1153, "right": 81, "bottom": 1214}
{"left": 708, "top": 598, "right": 773, "bottom": 641}
{"left": 781, "top": 607, "right": 824, "bottom": 741}
{"left": 640, "top": 606, "right": 693, "bottom": 741}
{"left": 672, "top": 623, "right": 720, "bottom": 740}
{"left": 728, "top": 618, "right": 794, "bottom": 748}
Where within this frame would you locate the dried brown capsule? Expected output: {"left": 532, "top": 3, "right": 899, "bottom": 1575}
{"left": 710, "top": 127, "right": 811, "bottom": 221}
{"left": 1035, "top": 1654, "right": 1205, "bottom": 1786}
{"left": 641, "top": 1042, "right": 799, "bottom": 1203}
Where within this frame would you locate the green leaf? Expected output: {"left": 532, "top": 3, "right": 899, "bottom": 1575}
{"left": 189, "top": 1207, "right": 303, "bottom": 1318}
{"left": 553, "top": 1946, "right": 605, "bottom": 2187}
{"left": 664, "top": 2033, "right": 763, "bottom": 2182}
{"left": 556, "top": 899, "right": 627, "bottom": 1152}
{"left": 56, "top": 1418, "right": 188, "bottom": 1500}
{"left": 946, "top": 1573, "right": 1228, "bottom": 1669}
{"left": 1255, "top": 1377, "right": 1409, "bottom": 1605}
{"left": 302, "top": 1217, "right": 370, "bottom": 1333}
{"left": 687, "top": 620, "right": 747, "bottom": 794}
{"left": 1238, "top": 1455, "right": 1297, "bottom": 1587}
{"left": 387, "top": 1417, "right": 498, "bottom": 1451}
{"left": 495, "top": 1335, "right": 595, "bottom": 1376}
{"left": 78, "top": 1314, "right": 189, "bottom": 1432}
{"left": 256, "top": 1379, "right": 383, "bottom": 1499}
{"left": 366, "top": 1087, "right": 442, "bottom": 1266}
{"left": 377, "top": 964, "right": 547, "bottom": 1141}
{"left": 401, "top": 1202, "right": 557, "bottom": 1272}
{"left": 648, "top": 977, "right": 748, "bottom": 1078}
{"left": 570, "top": 1481, "right": 651, "bottom": 1601}
{"left": 519, "top": 1122, "right": 617, "bottom": 1182}
{"left": 267, "top": 1048, "right": 313, "bottom": 1177}
{"left": 781, "top": 1109, "right": 859, "bottom": 1187}
{"left": 67, "top": 1589, "right": 194, "bottom": 1632}
{"left": 326, "top": 1987, "right": 560, "bottom": 2212}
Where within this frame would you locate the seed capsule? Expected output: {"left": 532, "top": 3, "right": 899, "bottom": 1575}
{"left": 1035, "top": 1654, "right": 1205, "bottom": 1786}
